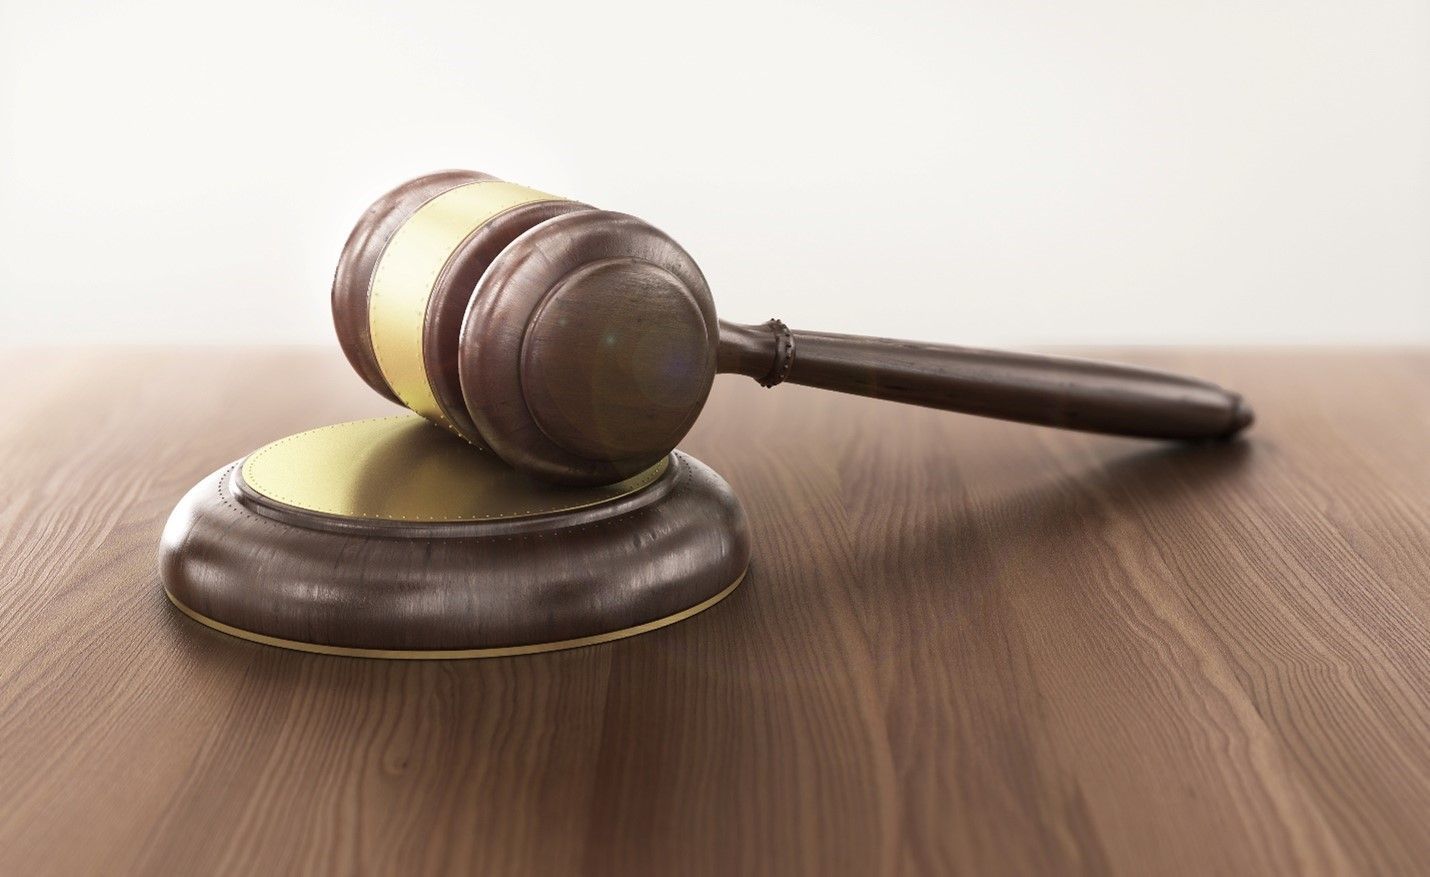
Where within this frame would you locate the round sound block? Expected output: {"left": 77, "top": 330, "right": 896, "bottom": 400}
{"left": 160, "top": 416, "right": 750, "bottom": 658}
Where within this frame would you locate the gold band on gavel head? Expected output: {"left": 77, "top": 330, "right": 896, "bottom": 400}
{"left": 367, "top": 179, "right": 560, "bottom": 433}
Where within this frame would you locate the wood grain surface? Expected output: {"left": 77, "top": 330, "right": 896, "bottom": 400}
{"left": 1, "top": 347, "right": 1427, "bottom": 876}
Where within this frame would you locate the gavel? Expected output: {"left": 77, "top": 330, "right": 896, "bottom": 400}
{"left": 333, "top": 170, "right": 1253, "bottom": 485}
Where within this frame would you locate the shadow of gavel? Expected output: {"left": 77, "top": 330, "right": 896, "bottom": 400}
{"left": 334, "top": 170, "right": 1253, "bottom": 485}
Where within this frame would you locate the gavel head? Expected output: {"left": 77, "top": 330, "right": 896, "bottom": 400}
{"left": 333, "top": 171, "right": 719, "bottom": 485}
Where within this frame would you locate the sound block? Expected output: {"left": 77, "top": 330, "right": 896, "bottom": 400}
{"left": 160, "top": 416, "right": 750, "bottom": 658}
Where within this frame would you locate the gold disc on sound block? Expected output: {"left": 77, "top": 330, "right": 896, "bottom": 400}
{"left": 160, "top": 416, "right": 750, "bottom": 658}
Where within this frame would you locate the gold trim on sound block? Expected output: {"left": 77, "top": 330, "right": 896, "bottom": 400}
{"left": 368, "top": 179, "right": 560, "bottom": 429}
{"left": 165, "top": 571, "right": 745, "bottom": 660}
{"left": 239, "top": 415, "right": 667, "bottom": 522}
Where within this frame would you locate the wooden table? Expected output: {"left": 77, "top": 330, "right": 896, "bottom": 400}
{"left": 2, "top": 348, "right": 1427, "bottom": 875}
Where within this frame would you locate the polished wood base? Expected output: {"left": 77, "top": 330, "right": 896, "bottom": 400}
{"left": 159, "top": 419, "right": 750, "bottom": 658}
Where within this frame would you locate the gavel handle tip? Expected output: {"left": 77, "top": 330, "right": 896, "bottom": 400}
{"left": 1221, "top": 395, "right": 1256, "bottom": 439}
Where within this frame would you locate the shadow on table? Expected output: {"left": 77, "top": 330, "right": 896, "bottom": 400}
{"left": 850, "top": 438, "right": 1258, "bottom": 602}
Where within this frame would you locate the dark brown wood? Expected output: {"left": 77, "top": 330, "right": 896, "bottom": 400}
{"left": 521, "top": 259, "right": 713, "bottom": 461}
{"left": 331, "top": 169, "right": 492, "bottom": 404}
{"left": 423, "top": 197, "right": 589, "bottom": 444}
{"left": 717, "top": 321, "right": 1253, "bottom": 440}
{"left": 160, "top": 451, "right": 747, "bottom": 652}
{"left": 2, "top": 347, "right": 1430, "bottom": 874}
{"left": 330, "top": 171, "right": 1252, "bottom": 486}
{"left": 458, "top": 209, "right": 717, "bottom": 484}
{"left": 715, "top": 317, "right": 782, "bottom": 378}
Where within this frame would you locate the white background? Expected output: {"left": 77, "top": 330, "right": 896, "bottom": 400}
{"left": 2, "top": 0, "right": 1427, "bottom": 346}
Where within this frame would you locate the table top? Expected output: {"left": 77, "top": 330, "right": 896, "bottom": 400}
{"left": 2, "top": 347, "right": 1427, "bottom": 875}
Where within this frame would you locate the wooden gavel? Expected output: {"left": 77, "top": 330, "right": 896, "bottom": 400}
{"left": 334, "top": 170, "right": 1253, "bottom": 485}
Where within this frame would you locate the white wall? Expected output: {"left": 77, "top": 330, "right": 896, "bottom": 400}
{"left": 2, "top": 0, "right": 1427, "bottom": 346}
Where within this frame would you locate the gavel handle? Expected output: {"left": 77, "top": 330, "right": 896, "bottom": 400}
{"left": 716, "top": 320, "right": 1253, "bottom": 441}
